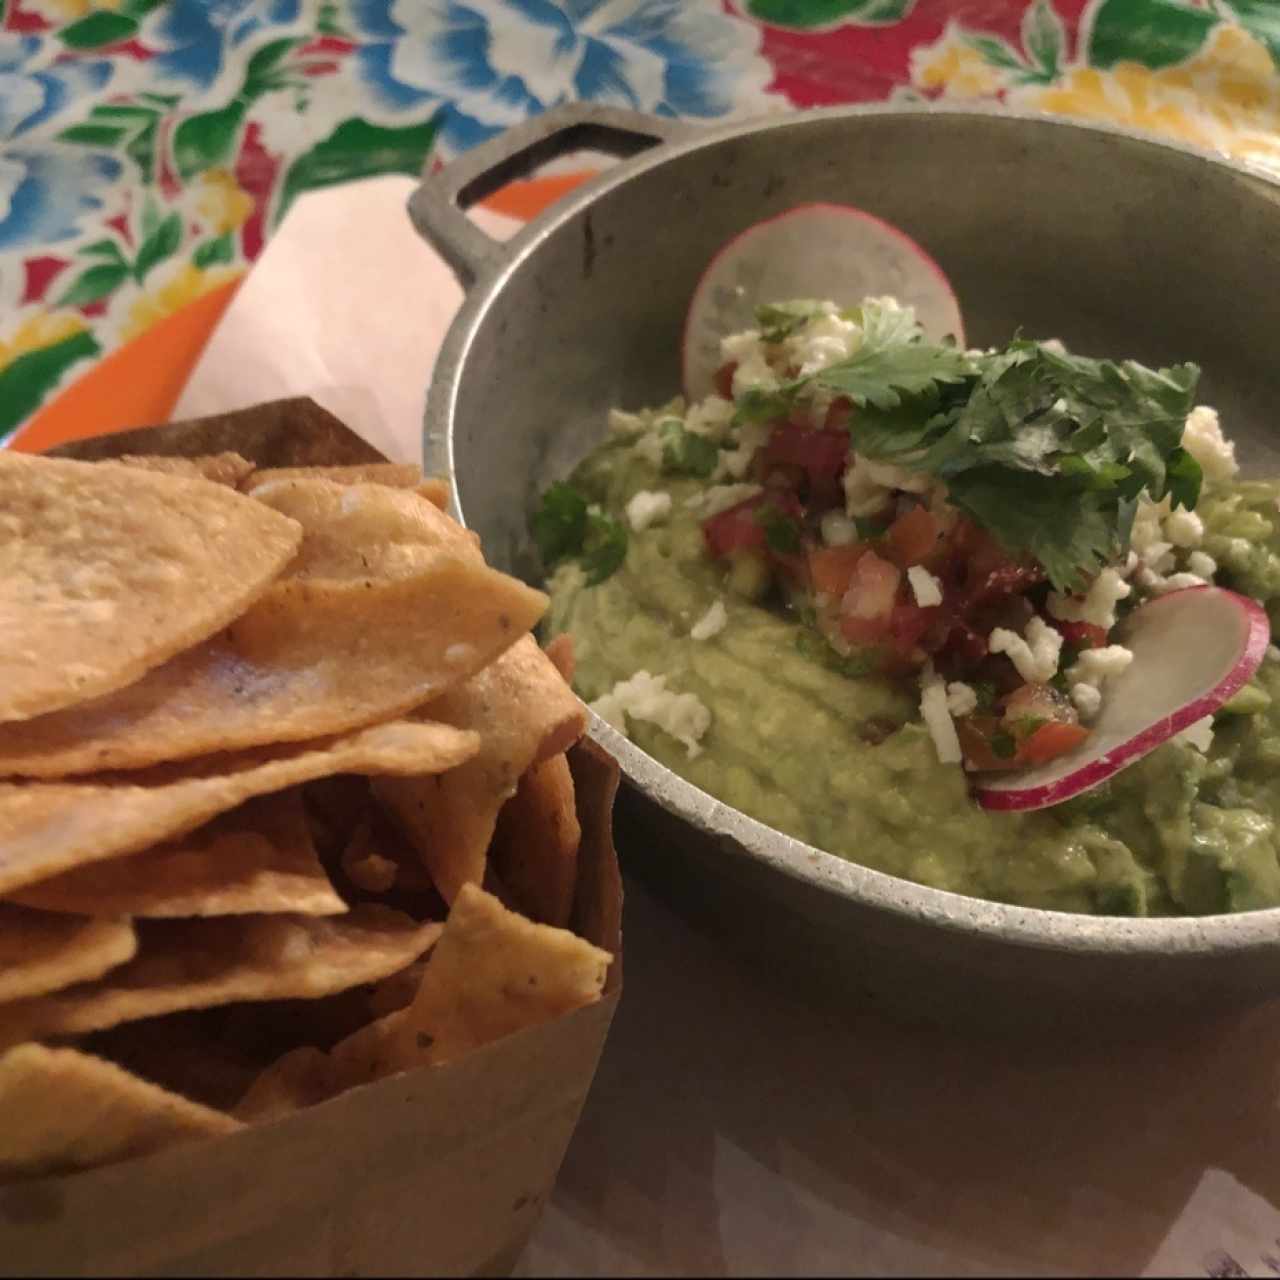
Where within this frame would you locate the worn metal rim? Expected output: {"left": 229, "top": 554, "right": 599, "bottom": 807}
{"left": 425, "top": 102, "right": 1280, "bottom": 957}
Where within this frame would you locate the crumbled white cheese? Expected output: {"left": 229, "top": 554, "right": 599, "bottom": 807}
{"left": 1187, "top": 550, "right": 1217, "bottom": 580}
{"left": 945, "top": 681, "right": 978, "bottom": 717}
{"left": 787, "top": 311, "right": 863, "bottom": 377}
{"left": 988, "top": 616, "right": 1063, "bottom": 684}
{"left": 589, "top": 671, "right": 712, "bottom": 759}
{"left": 1047, "top": 567, "right": 1131, "bottom": 630}
{"left": 625, "top": 489, "right": 671, "bottom": 532}
{"left": 714, "top": 420, "right": 770, "bottom": 481}
{"left": 686, "top": 482, "right": 763, "bottom": 518}
{"left": 1068, "top": 644, "right": 1134, "bottom": 686}
{"left": 633, "top": 430, "right": 664, "bottom": 467}
{"left": 1159, "top": 572, "right": 1209, "bottom": 593}
{"left": 920, "top": 676, "right": 963, "bottom": 765}
{"left": 1174, "top": 715, "right": 1215, "bottom": 754}
{"left": 907, "top": 564, "right": 943, "bottom": 608}
{"left": 842, "top": 454, "right": 928, "bottom": 518}
{"left": 690, "top": 599, "right": 728, "bottom": 642}
{"left": 1139, "top": 539, "right": 1175, "bottom": 572}
{"left": 820, "top": 510, "right": 859, "bottom": 547}
{"left": 608, "top": 408, "right": 649, "bottom": 436}
{"left": 720, "top": 330, "right": 779, "bottom": 396}
{"left": 1070, "top": 683, "right": 1102, "bottom": 720}
{"left": 1183, "top": 405, "right": 1238, "bottom": 484}
{"left": 1040, "top": 337, "right": 1068, "bottom": 356}
{"left": 1164, "top": 507, "right": 1204, "bottom": 548}
{"left": 684, "top": 395, "right": 736, "bottom": 441}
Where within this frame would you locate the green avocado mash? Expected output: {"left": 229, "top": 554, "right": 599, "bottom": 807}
{"left": 539, "top": 304, "right": 1280, "bottom": 917}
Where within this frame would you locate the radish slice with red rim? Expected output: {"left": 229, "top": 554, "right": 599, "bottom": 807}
{"left": 682, "top": 202, "right": 965, "bottom": 402}
{"left": 976, "top": 586, "right": 1271, "bottom": 812}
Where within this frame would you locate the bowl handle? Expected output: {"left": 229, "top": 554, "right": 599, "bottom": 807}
{"left": 407, "top": 104, "right": 692, "bottom": 287}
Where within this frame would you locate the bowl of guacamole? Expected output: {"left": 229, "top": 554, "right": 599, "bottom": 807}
{"left": 418, "top": 103, "right": 1280, "bottom": 1017}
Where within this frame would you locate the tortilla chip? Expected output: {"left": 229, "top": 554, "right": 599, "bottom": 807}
{"left": 0, "top": 907, "right": 444, "bottom": 1050}
{"left": 0, "top": 454, "right": 302, "bottom": 723}
{"left": 113, "top": 452, "right": 255, "bottom": 488}
{"left": 340, "top": 820, "right": 399, "bottom": 895}
{"left": 544, "top": 633, "right": 575, "bottom": 684}
{"left": 236, "top": 885, "right": 608, "bottom": 1118}
{"left": 0, "top": 1043, "right": 241, "bottom": 1180}
{"left": 242, "top": 462, "right": 422, "bottom": 493}
{"left": 0, "top": 906, "right": 136, "bottom": 1003}
{"left": 489, "top": 754, "right": 581, "bottom": 928}
{"left": 0, "top": 540, "right": 544, "bottom": 778}
{"left": 374, "top": 636, "right": 587, "bottom": 902}
{"left": 0, "top": 719, "right": 478, "bottom": 897}
{"left": 248, "top": 477, "right": 481, "bottom": 580}
{"left": 417, "top": 477, "right": 449, "bottom": 510}
{"left": 234, "top": 1045, "right": 334, "bottom": 1124}
{"left": 12, "top": 788, "right": 345, "bottom": 919}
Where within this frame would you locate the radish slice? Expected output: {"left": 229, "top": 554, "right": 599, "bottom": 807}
{"left": 682, "top": 202, "right": 964, "bottom": 401}
{"left": 975, "top": 587, "right": 1271, "bottom": 812}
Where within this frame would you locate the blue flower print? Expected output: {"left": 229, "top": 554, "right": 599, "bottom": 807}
{"left": 350, "top": 0, "right": 778, "bottom": 154}
{"left": 0, "top": 34, "right": 121, "bottom": 252}
{"left": 142, "top": 0, "right": 305, "bottom": 93}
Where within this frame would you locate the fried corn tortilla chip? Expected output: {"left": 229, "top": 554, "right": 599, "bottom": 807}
{"left": 0, "top": 719, "right": 478, "bottom": 897}
{"left": 544, "top": 633, "right": 576, "bottom": 684}
{"left": 0, "top": 1044, "right": 241, "bottom": 1180}
{"left": 417, "top": 477, "right": 449, "bottom": 511}
{"left": 374, "top": 636, "right": 587, "bottom": 903}
{"left": 0, "top": 535, "right": 543, "bottom": 778}
{"left": 12, "top": 788, "right": 345, "bottom": 919}
{"left": 490, "top": 754, "right": 581, "bottom": 929}
{"left": 0, "top": 907, "right": 444, "bottom": 1050}
{"left": 236, "top": 885, "right": 609, "bottom": 1119}
{"left": 248, "top": 477, "right": 481, "bottom": 580}
{"left": 0, "top": 906, "right": 137, "bottom": 1003}
{"left": 0, "top": 454, "right": 302, "bottom": 723}
{"left": 242, "top": 462, "right": 422, "bottom": 493}
{"left": 113, "top": 452, "right": 255, "bottom": 488}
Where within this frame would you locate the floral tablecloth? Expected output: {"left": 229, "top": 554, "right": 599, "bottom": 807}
{"left": 2, "top": 0, "right": 1280, "bottom": 444}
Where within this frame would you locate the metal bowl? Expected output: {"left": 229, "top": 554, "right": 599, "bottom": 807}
{"left": 412, "top": 103, "right": 1280, "bottom": 1023}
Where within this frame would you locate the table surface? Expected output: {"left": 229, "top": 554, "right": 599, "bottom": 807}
{"left": 519, "top": 870, "right": 1280, "bottom": 1277}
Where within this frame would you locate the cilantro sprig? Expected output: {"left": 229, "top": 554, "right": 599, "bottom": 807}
{"left": 532, "top": 482, "right": 628, "bottom": 585}
{"left": 732, "top": 300, "right": 1202, "bottom": 593}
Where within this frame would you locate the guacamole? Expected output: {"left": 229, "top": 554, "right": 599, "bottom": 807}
{"left": 539, "top": 301, "right": 1280, "bottom": 916}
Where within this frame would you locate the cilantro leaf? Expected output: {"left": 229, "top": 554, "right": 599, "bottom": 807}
{"left": 755, "top": 301, "right": 817, "bottom": 344}
{"left": 581, "top": 511, "right": 628, "bottom": 585}
{"left": 1167, "top": 446, "right": 1203, "bottom": 511}
{"left": 754, "top": 503, "right": 801, "bottom": 554}
{"left": 532, "top": 481, "right": 588, "bottom": 565}
{"left": 659, "top": 420, "right": 719, "bottom": 478}
{"left": 532, "top": 482, "right": 627, "bottom": 585}
{"left": 811, "top": 300, "right": 976, "bottom": 411}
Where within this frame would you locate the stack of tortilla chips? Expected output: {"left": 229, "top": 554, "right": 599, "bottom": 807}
{"left": 0, "top": 444, "right": 609, "bottom": 1182}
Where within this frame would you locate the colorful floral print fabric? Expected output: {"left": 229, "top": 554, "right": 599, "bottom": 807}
{"left": 1, "top": 0, "right": 1278, "bottom": 441}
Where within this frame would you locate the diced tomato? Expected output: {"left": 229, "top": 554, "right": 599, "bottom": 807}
{"left": 762, "top": 425, "right": 849, "bottom": 507}
{"left": 1054, "top": 620, "right": 1108, "bottom": 650}
{"left": 838, "top": 550, "right": 901, "bottom": 643}
{"left": 713, "top": 361, "right": 737, "bottom": 400}
{"left": 702, "top": 492, "right": 803, "bottom": 561}
{"left": 962, "top": 561, "right": 1045, "bottom": 612}
{"left": 823, "top": 397, "right": 853, "bottom": 431}
{"left": 955, "top": 717, "right": 1020, "bottom": 772}
{"left": 808, "top": 544, "right": 866, "bottom": 599}
{"left": 886, "top": 504, "right": 940, "bottom": 569}
{"left": 887, "top": 602, "right": 937, "bottom": 656}
{"left": 1021, "top": 721, "right": 1090, "bottom": 765}
{"left": 1002, "top": 681, "right": 1075, "bottom": 725}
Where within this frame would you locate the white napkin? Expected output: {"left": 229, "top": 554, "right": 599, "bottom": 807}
{"left": 172, "top": 174, "right": 520, "bottom": 462}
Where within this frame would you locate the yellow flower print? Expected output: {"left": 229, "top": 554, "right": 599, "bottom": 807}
{"left": 0, "top": 311, "right": 88, "bottom": 376}
{"left": 193, "top": 169, "right": 255, "bottom": 236}
{"left": 120, "top": 262, "right": 242, "bottom": 344}
{"left": 910, "top": 24, "right": 1011, "bottom": 100}
{"left": 23, "top": 0, "right": 122, "bottom": 19}
{"left": 1015, "top": 24, "right": 1280, "bottom": 178}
